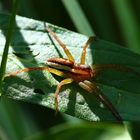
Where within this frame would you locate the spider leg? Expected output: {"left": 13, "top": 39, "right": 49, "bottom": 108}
{"left": 93, "top": 64, "right": 139, "bottom": 75}
{"left": 54, "top": 78, "right": 73, "bottom": 114}
{"left": 79, "top": 80, "right": 123, "bottom": 122}
{"left": 80, "top": 37, "right": 94, "bottom": 65}
{"left": 6, "top": 67, "right": 67, "bottom": 78}
{"left": 44, "top": 23, "right": 74, "bottom": 62}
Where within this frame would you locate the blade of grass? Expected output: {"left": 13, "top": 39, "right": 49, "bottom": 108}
{"left": 24, "top": 123, "right": 131, "bottom": 140}
{"left": 0, "top": 97, "right": 39, "bottom": 140}
{"left": 61, "top": 0, "right": 95, "bottom": 36}
{"left": 0, "top": 0, "right": 18, "bottom": 96}
{"left": 112, "top": 0, "right": 140, "bottom": 53}
{"left": 78, "top": 1, "right": 123, "bottom": 44}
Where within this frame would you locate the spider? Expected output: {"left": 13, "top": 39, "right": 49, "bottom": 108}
{"left": 8, "top": 24, "right": 125, "bottom": 122}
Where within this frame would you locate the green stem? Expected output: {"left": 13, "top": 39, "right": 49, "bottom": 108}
{"left": 112, "top": 0, "right": 140, "bottom": 54}
{"left": 61, "top": 0, "right": 95, "bottom": 36}
{"left": 0, "top": 0, "right": 18, "bottom": 96}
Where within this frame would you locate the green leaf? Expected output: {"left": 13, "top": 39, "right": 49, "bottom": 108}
{"left": 61, "top": 0, "right": 94, "bottom": 36}
{"left": 25, "top": 123, "right": 131, "bottom": 140}
{"left": 1, "top": 13, "right": 140, "bottom": 121}
{"left": 112, "top": 0, "right": 140, "bottom": 53}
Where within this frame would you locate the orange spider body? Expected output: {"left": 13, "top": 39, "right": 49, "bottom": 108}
{"left": 47, "top": 58, "right": 94, "bottom": 82}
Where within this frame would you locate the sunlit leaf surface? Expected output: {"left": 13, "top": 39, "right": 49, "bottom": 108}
{"left": 1, "top": 14, "right": 140, "bottom": 121}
